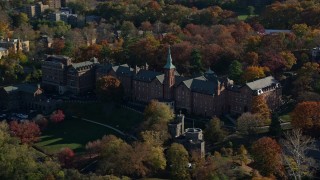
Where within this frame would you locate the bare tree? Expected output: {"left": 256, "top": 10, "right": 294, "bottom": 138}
{"left": 280, "top": 129, "right": 317, "bottom": 180}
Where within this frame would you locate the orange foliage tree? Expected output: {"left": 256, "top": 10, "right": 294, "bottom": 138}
{"left": 251, "top": 95, "right": 271, "bottom": 124}
{"left": 251, "top": 137, "right": 285, "bottom": 177}
{"left": 96, "top": 75, "right": 124, "bottom": 102}
{"left": 241, "top": 66, "right": 267, "bottom": 82}
{"left": 291, "top": 101, "right": 320, "bottom": 134}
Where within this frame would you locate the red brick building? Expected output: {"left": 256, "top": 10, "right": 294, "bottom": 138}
{"left": 96, "top": 47, "right": 282, "bottom": 117}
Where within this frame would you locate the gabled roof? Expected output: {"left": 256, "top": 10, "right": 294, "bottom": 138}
{"left": 246, "top": 76, "right": 278, "bottom": 91}
{"left": 134, "top": 69, "right": 163, "bottom": 83}
{"left": 181, "top": 76, "right": 218, "bottom": 95}
{"left": 112, "top": 64, "right": 133, "bottom": 76}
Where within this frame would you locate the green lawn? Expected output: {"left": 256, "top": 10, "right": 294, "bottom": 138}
{"left": 61, "top": 102, "right": 143, "bottom": 131}
{"left": 36, "top": 103, "right": 143, "bottom": 154}
{"left": 237, "top": 14, "right": 258, "bottom": 21}
{"left": 279, "top": 114, "right": 291, "bottom": 122}
{"left": 35, "top": 117, "right": 122, "bottom": 154}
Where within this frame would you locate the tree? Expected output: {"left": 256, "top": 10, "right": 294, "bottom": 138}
{"left": 50, "top": 110, "right": 65, "bottom": 123}
{"left": 280, "top": 129, "right": 316, "bottom": 180}
{"left": 237, "top": 113, "right": 264, "bottom": 135}
{"left": 96, "top": 75, "right": 124, "bottom": 102}
{"left": 85, "top": 139, "right": 101, "bottom": 159}
{"left": 204, "top": 117, "right": 227, "bottom": 144}
{"left": 58, "top": 148, "right": 75, "bottom": 168}
{"left": 0, "top": 121, "right": 62, "bottom": 179}
{"left": 251, "top": 137, "right": 285, "bottom": 177}
{"left": 143, "top": 100, "right": 174, "bottom": 129}
{"left": 247, "top": 6, "right": 255, "bottom": 16}
{"left": 291, "top": 101, "right": 320, "bottom": 134}
{"left": 167, "top": 143, "right": 191, "bottom": 180}
{"left": 251, "top": 95, "right": 271, "bottom": 124}
{"left": 241, "top": 66, "right": 266, "bottom": 83}
{"left": 98, "top": 135, "right": 134, "bottom": 176}
{"left": 269, "top": 113, "right": 282, "bottom": 137}
{"left": 9, "top": 120, "right": 41, "bottom": 144}
{"left": 191, "top": 49, "right": 204, "bottom": 74}
{"left": 33, "top": 114, "right": 48, "bottom": 130}
{"left": 228, "top": 60, "right": 243, "bottom": 83}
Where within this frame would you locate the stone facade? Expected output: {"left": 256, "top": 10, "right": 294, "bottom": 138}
{"left": 42, "top": 55, "right": 99, "bottom": 94}
{"left": 0, "top": 38, "right": 30, "bottom": 53}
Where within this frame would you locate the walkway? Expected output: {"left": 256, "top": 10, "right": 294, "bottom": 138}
{"left": 72, "top": 115, "right": 137, "bottom": 140}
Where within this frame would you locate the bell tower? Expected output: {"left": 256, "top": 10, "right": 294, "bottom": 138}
{"left": 163, "top": 46, "right": 176, "bottom": 100}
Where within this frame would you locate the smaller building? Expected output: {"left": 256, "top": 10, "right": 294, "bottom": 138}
{"left": 0, "top": 38, "right": 30, "bottom": 53}
{"left": 0, "top": 84, "right": 57, "bottom": 113}
{"left": 168, "top": 113, "right": 205, "bottom": 157}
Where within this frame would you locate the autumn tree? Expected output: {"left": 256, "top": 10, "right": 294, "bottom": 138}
{"left": 50, "top": 110, "right": 65, "bottom": 123}
{"left": 228, "top": 60, "right": 243, "bottom": 83}
{"left": 85, "top": 139, "right": 101, "bottom": 159}
{"left": 58, "top": 148, "right": 75, "bottom": 168}
{"left": 98, "top": 135, "right": 134, "bottom": 176}
{"left": 251, "top": 95, "right": 271, "bottom": 124}
{"left": 237, "top": 113, "right": 264, "bottom": 135}
{"left": 96, "top": 75, "right": 124, "bottom": 102}
{"left": 293, "top": 62, "right": 320, "bottom": 95}
{"left": 0, "top": 121, "right": 62, "bottom": 179}
{"left": 281, "top": 129, "right": 316, "bottom": 180}
{"left": 204, "top": 117, "right": 227, "bottom": 144}
{"left": 251, "top": 137, "right": 285, "bottom": 177}
{"left": 291, "top": 101, "right": 320, "bottom": 135}
{"left": 51, "top": 38, "right": 65, "bottom": 54}
{"left": 167, "top": 143, "right": 191, "bottom": 180}
{"left": 241, "top": 66, "right": 266, "bottom": 83}
{"left": 9, "top": 120, "right": 41, "bottom": 144}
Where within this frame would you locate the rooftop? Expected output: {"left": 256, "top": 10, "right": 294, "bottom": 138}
{"left": 246, "top": 76, "right": 278, "bottom": 90}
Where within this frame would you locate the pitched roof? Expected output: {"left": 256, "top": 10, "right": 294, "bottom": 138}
{"left": 112, "top": 64, "right": 133, "bottom": 76}
{"left": 163, "top": 47, "right": 176, "bottom": 69}
{"left": 246, "top": 76, "right": 278, "bottom": 90}
{"left": 134, "top": 69, "right": 163, "bottom": 82}
{"left": 181, "top": 76, "right": 218, "bottom": 95}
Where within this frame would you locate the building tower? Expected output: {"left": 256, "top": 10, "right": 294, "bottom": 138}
{"left": 163, "top": 46, "right": 176, "bottom": 100}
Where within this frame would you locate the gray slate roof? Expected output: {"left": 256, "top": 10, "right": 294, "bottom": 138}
{"left": 134, "top": 69, "right": 163, "bottom": 83}
{"left": 112, "top": 64, "right": 133, "bottom": 76}
{"left": 182, "top": 76, "right": 218, "bottom": 95}
{"left": 246, "top": 76, "right": 278, "bottom": 90}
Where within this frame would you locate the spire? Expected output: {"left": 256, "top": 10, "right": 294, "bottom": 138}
{"left": 164, "top": 46, "right": 176, "bottom": 69}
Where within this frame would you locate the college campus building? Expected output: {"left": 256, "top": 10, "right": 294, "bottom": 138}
{"left": 41, "top": 48, "right": 282, "bottom": 116}
{"left": 41, "top": 55, "right": 99, "bottom": 94}
{"left": 96, "top": 47, "right": 282, "bottom": 116}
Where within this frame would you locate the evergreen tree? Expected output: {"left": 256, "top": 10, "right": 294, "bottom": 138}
{"left": 228, "top": 60, "right": 243, "bottom": 83}
{"left": 269, "top": 113, "right": 282, "bottom": 137}
{"left": 191, "top": 49, "right": 204, "bottom": 75}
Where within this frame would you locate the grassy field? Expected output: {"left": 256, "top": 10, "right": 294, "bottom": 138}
{"left": 35, "top": 117, "right": 117, "bottom": 154}
{"left": 60, "top": 102, "right": 143, "bottom": 131}
{"left": 279, "top": 114, "right": 291, "bottom": 122}
{"left": 36, "top": 103, "right": 143, "bottom": 154}
{"left": 237, "top": 14, "right": 258, "bottom": 21}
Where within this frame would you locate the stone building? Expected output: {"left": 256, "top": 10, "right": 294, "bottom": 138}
{"left": 0, "top": 38, "right": 30, "bottom": 53}
{"left": 41, "top": 55, "right": 99, "bottom": 94}
{"left": 0, "top": 84, "right": 57, "bottom": 113}
{"left": 168, "top": 113, "right": 205, "bottom": 157}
